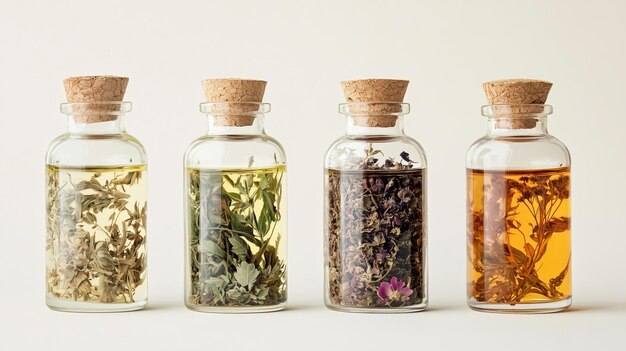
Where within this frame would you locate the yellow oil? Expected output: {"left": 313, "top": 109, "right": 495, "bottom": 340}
{"left": 467, "top": 167, "right": 571, "bottom": 304}
{"left": 186, "top": 165, "right": 287, "bottom": 307}
{"left": 46, "top": 164, "right": 147, "bottom": 304}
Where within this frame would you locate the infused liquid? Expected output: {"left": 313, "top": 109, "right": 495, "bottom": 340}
{"left": 46, "top": 164, "right": 147, "bottom": 304}
{"left": 467, "top": 167, "right": 571, "bottom": 306}
{"left": 186, "top": 165, "right": 287, "bottom": 309}
{"left": 325, "top": 168, "right": 426, "bottom": 309}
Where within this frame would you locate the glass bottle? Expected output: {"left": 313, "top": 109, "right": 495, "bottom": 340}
{"left": 45, "top": 76, "right": 148, "bottom": 312}
{"left": 466, "top": 79, "right": 571, "bottom": 313}
{"left": 324, "top": 79, "right": 428, "bottom": 313}
{"left": 184, "top": 79, "right": 287, "bottom": 313}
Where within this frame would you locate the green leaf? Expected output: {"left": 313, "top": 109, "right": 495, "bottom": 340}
{"left": 248, "top": 156, "right": 254, "bottom": 168}
{"left": 233, "top": 261, "right": 260, "bottom": 290}
{"left": 198, "top": 240, "right": 225, "bottom": 259}
{"left": 205, "top": 277, "right": 226, "bottom": 295}
{"left": 230, "top": 212, "right": 253, "bottom": 237}
{"left": 258, "top": 174, "right": 269, "bottom": 191}
{"left": 223, "top": 174, "right": 236, "bottom": 187}
{"left": 257, "top": 209, "right": 269, "bottom": 236}
{"left": 255, "top": 285, "right": 269, "bottom": 300}
{"left": 236, "top": 231, "right": 262, "bottom": 248}
{"left": 225, "top": 192, "right": 242, "bottom": 202}
{"left": 228, "top": 235, "right": 248, "bottom": 260}
{"left": 262, "top": 191, "right": 276, "bottom": 221}
{"left": 225, "top": 287, "right": 247, "bottom": 303}
{"left": 236, "top": 183, "right": 246, "bottom": 195}
{"left": 263, "top": 243, "right": 279, "bottom": 267}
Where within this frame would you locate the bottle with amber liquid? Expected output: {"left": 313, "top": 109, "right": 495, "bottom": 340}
{"left": 466, "top": 79, "right": 571, "bottom": 313}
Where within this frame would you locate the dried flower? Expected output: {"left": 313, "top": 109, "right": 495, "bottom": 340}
{"left": 468, "top": 167, "right": 571, "bottom": 304}
{"left": 378, "top": 277, "right": 414, "bottom": 301}
{"left": 46, "top": 165, "right": 147, "bottom": 304}
{"left": 326, "top": 145, "right": 425, "bottom": 308}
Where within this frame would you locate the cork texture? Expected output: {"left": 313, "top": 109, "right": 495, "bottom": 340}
{"left": 201, "top": 79, "right": 267, "bottom": 126}
{"left": 63, "top": 76, "right": 129, "bottom": 124}
{"left": 341, "top": 79, "right": 409, "bottom": 127}
{"left": 483, "top": 79, "right": 553, "bottom": 129}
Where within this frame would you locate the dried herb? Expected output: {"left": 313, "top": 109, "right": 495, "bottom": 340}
{"left": 326, "top": 145, "right": 425, "bottom": 308}
{"left": 467, "top": 168, "right": 571, "bottom": 304}
{"left": 46, "top": 165, "right": 147, "bottom": 303}
{"left": 187, "top": 166, "right": 287, "bottom": 307}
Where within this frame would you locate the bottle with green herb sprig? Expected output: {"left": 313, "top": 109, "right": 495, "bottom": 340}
{"left": 324, "top": 79, "right": 428, "bottom": 313}
{"left": 184, "top": 79, "right": 287, "bottom": 313}
{"left": 46, "top": 76, "right": 148, "bottom": 312}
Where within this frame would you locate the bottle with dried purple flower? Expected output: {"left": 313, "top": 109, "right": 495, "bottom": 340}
{"left": 466, "top": 79, "right": 571, "bottom": 313}
{"left": 324, "top": 79, "right": 427, "bottom": 313}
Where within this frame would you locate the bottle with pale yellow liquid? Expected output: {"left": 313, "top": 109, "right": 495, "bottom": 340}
{"left": 184, "top": 79, "right": 287, "bottom": 313}
{"left": 45, "top": 76, "right": 148, "bottom": 312}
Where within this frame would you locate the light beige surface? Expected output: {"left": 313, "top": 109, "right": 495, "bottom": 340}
{"left": 0, "top": 1, "right": 625, "bottom": 350}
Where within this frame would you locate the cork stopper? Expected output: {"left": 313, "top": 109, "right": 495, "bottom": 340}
{"left": 483, "top": 79, "right": 552, "bottom": 129}
{"left": 201, "top": 78, "right": 267, "bottom": 126}
{"left": 340, "top": 79, "right": 409, "bottom": 127}
{"left": 63, "top": 76, "right": 129, "bottom": 124}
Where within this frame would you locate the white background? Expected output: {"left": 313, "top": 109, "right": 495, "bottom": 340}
{"left": 0, "top": 0, "right": 624, "bottom": 350}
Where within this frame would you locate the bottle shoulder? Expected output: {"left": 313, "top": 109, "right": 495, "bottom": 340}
{"left": 185, "top": 134, "right": 286, "bottom": 169}
{"left": 325, "top": 134, "right": 427, "bottom": 169}
{"left": 46, "top": 133, "right": 147, "bottom": 166}
{"left": 466, "top": 134, "right": 570, "bottom": 170}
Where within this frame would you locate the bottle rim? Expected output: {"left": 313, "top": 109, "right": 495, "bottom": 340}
{"left": 339, "top": 102, "right": 410, "bottom": 116}
{"left": 200, "top": 102, "right": 271, "bottom": 115}
{"left": 60, "top": 101, "right": 132, "bottom": 116}
{"left": 482, "top": 104, "right": 553, "bottom": 118}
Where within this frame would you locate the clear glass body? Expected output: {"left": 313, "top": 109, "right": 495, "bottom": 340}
{"left": 45, "top": 102, "right": 148, "bottom": 312}
{"left": 466, "top": 105, "right": 571, "bottom": 313}
{"left": 184, "top": 103, "right": 288, "bottom": 313}
{"left": 324, "top": 103, "right": 428, "bottom": 313}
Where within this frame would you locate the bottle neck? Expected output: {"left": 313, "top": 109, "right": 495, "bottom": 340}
{"left": 67, "top": 116, "right": 126, "bottom": 135}
{"left": 487, "top": 116, "right": 548, "bottom": 136}
{"left": 346, "top": 115, "right": 406, "bottom": 136}
{"left": 206, "top": 115, "right": 266, "bottom": 135}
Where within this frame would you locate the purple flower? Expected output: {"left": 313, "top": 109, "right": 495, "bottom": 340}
{"left": 377, "top": 277, "right": 413, "bottom": 301}
{"left": 376, "top": 252, "right": 389, "bottom": 260}
{"left": 393, "top": 215, "right": 403, "bottom": 227}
